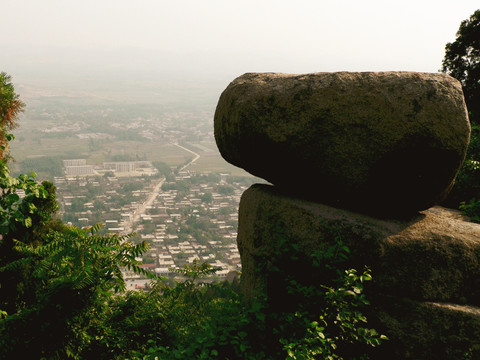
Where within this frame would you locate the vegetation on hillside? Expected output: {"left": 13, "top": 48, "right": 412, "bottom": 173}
{"left": 0, "top": 155, "right": 386, "bottom": 358}
{"left": 442, "top": 9, "right": 480, "bottom": 220}
{"left": 0, "top": 73, "right": 386, "bottom": 359}
{"left": 1, "top": 10, "right": 478, "bottom": 358}
{"left": 0, "top": 72, "right": 25, "bottom": 159}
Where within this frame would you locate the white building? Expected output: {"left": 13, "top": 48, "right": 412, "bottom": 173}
{"left": 63, "top": 159, "right": 87, "bottom": 167}
{"left": 103, "top": 162, "right": 137, "bottom": 173}
{"left": 65, "top": 165, "right": 95, "bottom": 176}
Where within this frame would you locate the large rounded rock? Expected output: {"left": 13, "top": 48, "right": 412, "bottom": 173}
{"left": 214, "top": 72, "right": 470, "bottom": 216}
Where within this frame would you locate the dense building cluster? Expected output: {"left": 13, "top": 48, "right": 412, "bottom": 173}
{"left": 54, "top": 165, "right": 255, "bottom": 290}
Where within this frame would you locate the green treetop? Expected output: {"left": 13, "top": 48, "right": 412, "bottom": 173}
{"left": 442, "top": 9, "right": 480, "bottom": 125}
{"left": 441, "top": 10, "right": 480, "bottom": 213}
{"left": 0, "top": 72, "right": 25, "bottom": 160}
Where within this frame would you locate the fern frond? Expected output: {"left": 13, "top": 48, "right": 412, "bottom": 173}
{"left": 90, "top": 222, "right": 104, "bottom": 235}
{"left": 0, "top": 256, "right": 35, "bottom": 272}
{"left": 72, "top": 271, "right": 97, "bottom": 290}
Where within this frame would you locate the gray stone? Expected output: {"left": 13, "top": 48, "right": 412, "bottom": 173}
{"left": 237, "top": 184, "right": 480, "bottom": 358}
{"left": 237, "top": 183, "right": 480, "bottom": 305}
{"left": 370, "top": 298, "right": 480, "bottom": 359}
{"left": 214, "top": 72, "right": 470, "bottom": 216}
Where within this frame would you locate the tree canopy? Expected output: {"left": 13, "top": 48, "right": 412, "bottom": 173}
{"left": 0, "top": 72, "right": 25, "bottom": 159}
{"left": 441, "top": 10, "right": 480, "bottom": 213}
{"left": 0, "top": 72, "right": 388, "bottom": 359}
{"left": 442, "top": 9, "right": 480, "bottom": 125}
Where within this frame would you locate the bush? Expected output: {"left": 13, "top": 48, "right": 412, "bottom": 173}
{"left": 1, "top": 207, "right": 387, "bottom": 359}
{"left": 135, "top": 234, "right": 387, "bottom": 360}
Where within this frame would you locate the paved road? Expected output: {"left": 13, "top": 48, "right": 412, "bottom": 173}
{"left": 122, "top": 143, "right": 200, "bottom": 234}
{"left": 123, "top": 177, "right": 165, "bottom": 234}
{"left": 174, "top": 143, "right": 200, "bottom": 170}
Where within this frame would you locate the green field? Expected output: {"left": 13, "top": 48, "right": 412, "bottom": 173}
{"left": 8, "top": 95, "right": 254, "bottom": 180}
{"left": 10, "top": 131, "right": 252, "bottom": 179}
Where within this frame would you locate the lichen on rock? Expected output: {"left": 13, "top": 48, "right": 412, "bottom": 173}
{"left": 214, "top": 71, "right": 470, "bottom": 216}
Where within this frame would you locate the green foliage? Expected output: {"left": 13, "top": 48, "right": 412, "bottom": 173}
{"left": 1, "top": 215, "right": 386, "bottom": 359}
{"left": 153, "top": 161, "right": 174, "bottom": 181}
{"left": 0, "top": 224, "right": 158, "bottom": 359}
{"left": 281, "top": 269, "right": 387, "bottom": 360}
{"left": 109, "top": 153, "right": 145, "bottom": 162}
{"left": 0, "top": 74, "right": 62, "bottom": 317}
{"left": 217, "top": 184, "right": 235, "bottom": 195}
{"left": 14, "top": 155, "right": 64, "bottom": 178}
{"left": 0, "top": 71, "right": 387, "bottom": 359}
{"left": 0, "top": 72, "right": 25, "bottom": 159}
{"left": 123, "top": 262, "right": 261, "bottom": 360}
{"left": 254, "top": 226, "right": 387, "bottom": 359}
{"left": 0, "top": 169, "right": 387, "bottom": 360}
{"left": 442, "top": 9, "right": 480, "bottom": 125}
{"left": 0, "top": 165, "right": 59, "bottom": 315}
{"left": 444, "top": 124, "right": 480, "bottom": 212}
{"left": 0, "top": 73, "right": 153, "bottom": 358}
{"left": 122, "top": 181, "right": 145, "bottom": 192}
{"left": 441, "top": 10, "right": 480, "bottom": 217}
{"left": 459, "top": 196, "right": 480, "bottom": 223}
{"left": 10, "top": 224, "right": 155, "bottom": 292}
{"left": 0, "top": 165, "right": 49, "bottom": 234}
{"left": 103, "top": 170, "right": 115, "bottom": 177}
{"left": 0, "top": 139, "right": 56, "bottom": 240}
{"left": 200, "top": 191, "right": 213, "bottom": 203}
{"left": 132, "top": 230, "right": 386, "bottom": 360}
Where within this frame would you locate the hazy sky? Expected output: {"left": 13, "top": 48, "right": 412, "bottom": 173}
{"left": 1, "top": 1, "right": 479, "bottom": 90}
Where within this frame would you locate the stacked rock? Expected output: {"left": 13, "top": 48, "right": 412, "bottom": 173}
{"left": 214, "top": 71, "right": 470, "bottom": 216}
{"left": 214, "top": 72, "right": 480, "bottom": 359}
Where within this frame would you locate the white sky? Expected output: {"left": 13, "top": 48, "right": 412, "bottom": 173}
{"left": 1, "top": 0, "right": 479, "bottom": 87}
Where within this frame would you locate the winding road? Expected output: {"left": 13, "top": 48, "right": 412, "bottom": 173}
{"left": 174, "top": 143, "right": 201, "bottom": 170}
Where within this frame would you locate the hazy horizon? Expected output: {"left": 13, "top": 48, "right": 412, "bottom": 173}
{"left": 2, "top": 1, "right": 479, "bottom": 104}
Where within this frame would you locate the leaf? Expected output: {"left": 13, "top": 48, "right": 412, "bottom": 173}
{"left": 24, "top": 216, "right": 32, "bottom": 228}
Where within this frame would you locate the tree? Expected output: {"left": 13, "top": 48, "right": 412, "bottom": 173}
{"left": 0, "top": 73, "right": 157, "bottom": 354}
{"left": 442, "top": 9, "right": 480, "bottom": 125}
{"left": 0, "top": 73, "right": 387, "bottom": 359}
{"left": 0, "top": 224, "right": 155, "bottom": 359}
{"left": 441, "top": 10, "right": 480, "bottom": 212}
{"left": 201, "top": 191, "right": 213, "bottom": 203}
{"left": 0, "top": 73, "right": 54, "bottom": 313}
{"left": 0, "top": 72, "right": 25, "bottom": 160}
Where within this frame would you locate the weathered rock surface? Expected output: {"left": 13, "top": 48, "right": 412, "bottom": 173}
{"left": 238, "top": 184, "right": 480, "bottom": 304}
{"left": 371, "top": 298, "right": 480, "bottom": 359}
{"left": 215, "top": 72, "right": 470, "bottom": 216}
{"left": 237, "top": 184, "right": 480, "bottom": 359}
